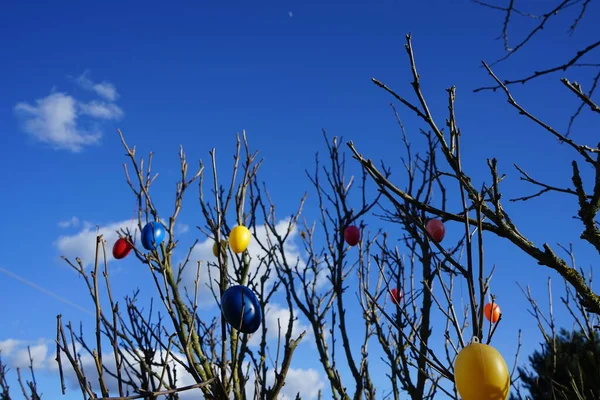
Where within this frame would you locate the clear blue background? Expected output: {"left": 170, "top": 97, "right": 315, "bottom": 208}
{"left": 1, "top": 0, "right": 598, "bottom": 398}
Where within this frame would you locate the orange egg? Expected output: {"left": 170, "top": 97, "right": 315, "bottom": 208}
{"left": 484, "top": 302, "right": 501, "bottom": 323}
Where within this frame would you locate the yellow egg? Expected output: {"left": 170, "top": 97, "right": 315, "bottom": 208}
{"left": 213, "top": 239, "right": 227, "bottom": 257}
{"left": 454, "top": 341, "right": 510, "bottom": 400}
{"left": 229, "top": 225, "right": 251, "bottom": 254}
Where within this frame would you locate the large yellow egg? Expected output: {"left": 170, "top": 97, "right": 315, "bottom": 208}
{"left": 229, "top": 225, "right": 251, "bottom": 254}
{"left": 454, "top": 341, "right": 510, "bottom": 400}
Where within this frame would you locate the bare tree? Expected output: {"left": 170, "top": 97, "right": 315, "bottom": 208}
{"left": 3, "top": 114, "right": 519, "bottom": 400}
{"left": 472, "top": 0, "right": 599, "bottom": 136}
{"left": 350, "top": 31, "right": 600, "bottom": 317}
{"left": 511, "top": 257, "right": 600, "bottom": 399}
{"left": 258, "top": 134, "right": 383, "bottom": 400}
{"left": 2, "top": 3, "right": 598, "bottom": 400}
{"left": 0, "top": 349, "right": 42, "bottom": 400}
{"left": 256, "top": 130, "right": 519, "bottom": 399}
{"left": 0, "top": 131, "right": 308, "bottom": 400}
{"left": 287, "top": 5, "right": 599, "bottom": 395}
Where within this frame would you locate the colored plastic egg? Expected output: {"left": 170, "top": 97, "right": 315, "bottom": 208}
{"left": 425, "top": 219, "right": 445, "bottom": 243}
{"left": 213, "top": 239, "right": 227, "bottom": 258}
{"left": 141, "top": 222, "right": 166, "bottom": 250}
{"left": 344, "top": 225, "right": 360, "bottom": 246}
{"left": 220, "top": 285, "right": 262, "bottom": 334}
{"left": 229, "top": 225, "right": 251, "bottom": 254}
{"left": 390, "top": 288, "right": 402, "bottom": 305}
{"left": 112, "top": 237, "right": 133, "bottom": 259}
{"left": 454, "top": 340, "right": 510, "bottom": 400}
{"left": 484, "top": 302, "right": 501, "bottom": 323}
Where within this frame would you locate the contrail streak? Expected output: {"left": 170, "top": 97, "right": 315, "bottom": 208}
{"left": 0, "top": 267, "right": 94, "bottom": 316}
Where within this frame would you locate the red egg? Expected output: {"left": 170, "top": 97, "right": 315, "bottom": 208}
{"left": 390, "top": 288, "right": 402, "bottom": 305}
{"left": 344, "top": 225, "right": 360, "bottom": 246}
{"left": 425, "top": 219, "right": 445, "bottom": 243}
{"left": 112, "top": 237, "right": 133, "bottom": 260}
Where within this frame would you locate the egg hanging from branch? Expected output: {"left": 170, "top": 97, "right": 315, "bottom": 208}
{"left": 344, "top": 225, "right": 360, "bottom": 246}
{"left": 229, "top": 226, "right": 251, "bottom": 254}
{"left": 425, "top": 219, "right": 445, "bottom": 243}
{"left": 141, "top": 222, "right": 166, "bottom": 251}
{"left": 220, "top": 285, "right": 262, "bottom": 334}
{"left": 112, "top": 237, "right": 133, "bottom": 259}
{"left": 454, "top": 339, "right": 510, "bottom": 400}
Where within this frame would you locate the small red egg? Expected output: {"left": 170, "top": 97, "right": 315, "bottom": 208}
{"left": 390, "top": 288, "right": 402, "bottom": 305}
{"left": 112, "top": 237, "right": 133, "bottom": 260}
{"left": 425, "top": 219, "right": 445, "bottom": 243}
{"left": 344, "top": 225, "right": 360, "bottom": 246}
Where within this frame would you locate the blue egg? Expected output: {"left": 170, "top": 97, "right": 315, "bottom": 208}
{"left": 141, "top": 222, "right": 166, "bottom": 250}
{"left": 221, "top": 285, "right": 262, "bottom": 334}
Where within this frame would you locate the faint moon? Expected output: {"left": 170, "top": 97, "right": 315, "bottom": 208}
{"left": 288, "top": 11, "right": 293, "bottom": 17}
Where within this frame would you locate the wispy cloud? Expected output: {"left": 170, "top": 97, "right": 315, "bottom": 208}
{"left": 248, "top": 302, "right": 311, "bottom": 347}
{"left": 1, "top": 338, "right": 325, "bottom": 400}
{"left": 79, "top": 100, "right": 124, "bottom": 120}
{"left": 54, "top": 217, "right": 171, "bottom": 268}
{"left": 54, "top": 218, "right": 134, "bottom": 268}
{"left": 0, "top": 338, "right": 51, "bottom": 369}
{"left": 14, "top": 72, "right": 123, "bottom": 153}
{"left": 72, "top": 71, "right": 120, "bottom": 101}
{"left": 246, "top": 364, "right": 325, "bottom": 400}
{"left": 14, "top": 92, "right": 103, "bottom": 152}
{"left": 184, "top": 219, "right": 310, "bottom": 308}
{"left": 58, "top": 216, "right": 81, "bottom": 228}
{"left": 175, "top": 223, "right": 190, "bottom": 235}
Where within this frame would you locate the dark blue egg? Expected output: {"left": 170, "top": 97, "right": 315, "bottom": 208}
{"left": 221, "top": 285, "right": 262, "bottom": 334}
{"left": 141, "top": 222, "right": 166, "bottom": 250}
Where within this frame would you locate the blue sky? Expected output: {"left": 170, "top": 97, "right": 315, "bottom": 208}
{"left": 1, "top": 0, "right": 599, "bottom": 398}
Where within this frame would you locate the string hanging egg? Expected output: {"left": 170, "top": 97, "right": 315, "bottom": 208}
{"left": 229, "top": 225, "right": 251, "bottom": 254}
{"left": 390, "top": 288, "right": 402, "bottom": 305}
{"left": 454, "top": 338, "right": 510, "bottom": 400}
{"left": 425, "top": 219, "right": 445, "bottom": 243}
{"left": 220, "top": 285, "right": 262, "bottom": 334}
{"left": 213, "top": 239, "right": 227, "bottom": 257}
{"left": 112, "top": 237, "right": 133, "bottom": 259}
{"left": 484, "top": 302, "right": 501, "bottom": 323}
{"left": 141, "top": 222, "right": 166, "bottom": 250}
{"left": 344, "top": 225, "right": 360, "bottom": 246}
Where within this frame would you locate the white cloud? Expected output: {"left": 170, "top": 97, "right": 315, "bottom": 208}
{"left": 248, "top": 302, "right": 310, "bottom": 346}
{"left": 245, "top": 365, "right": 325, "bottom": 400}
{"left": 79, "top": 100, "right": 124, "bottom": 120}
{"left": 0, "top": 338, "right": 51, "bottom": 369}
{"left": 54, "top": 219, "right": 135, "bottom": 268}
{"left": 275, "top": 367, "right": 324, "bottom": 399}
{"left": 14, "top": 92, "right": 102, "bottom": 153}
{"left": 184, "top": 219, "right": 306, "bottom": 308}
{"left": 64, "top": 348, "right": 197, "bottom": 396}
{"left": 0, "top": 338, "right": 22, "bottom": 357}
{"left": 181, "top": 219, "right": 330, "bottom": 320}
{"left": 14, "top": 72, "right": 123, "bottom": 153}
{"left": 50, "top": 217, "right": 325, "bottom": 395}
{"left": 2, "top": 338, "right": 197, "bottom": 396}
{"left": 176, "top": 223, "right": 190, "bottom": 235}
{"left": 58, "top": 216, "right": 80, "bottom": 228}
{"left": 2, "top": 338, "right": 325, "bottom": 400}
{"left": 72, "top": 71, "right": 120, "bottom": 101}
